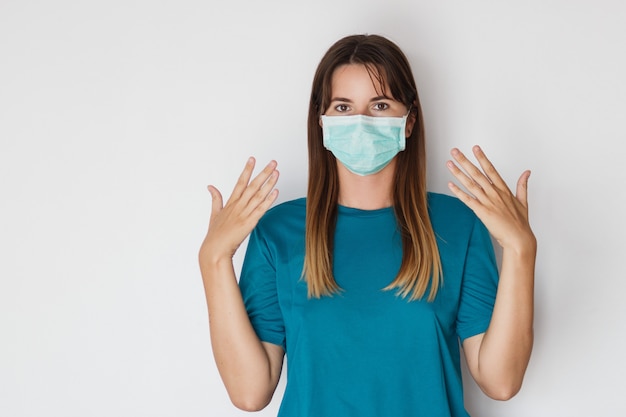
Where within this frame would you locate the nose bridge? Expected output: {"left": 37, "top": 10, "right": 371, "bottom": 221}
{"left": 354, "top": 105, "right": 374, "bottom": 117}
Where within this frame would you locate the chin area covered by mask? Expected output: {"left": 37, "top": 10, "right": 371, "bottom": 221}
{"left": 321, "top": 113, "right": 408, "bottom": 176}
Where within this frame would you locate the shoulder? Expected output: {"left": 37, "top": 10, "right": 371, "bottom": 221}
{"left": 249, "top": 198, "right": 307, "bottom": 256}
{"left": 427, "top": 192, "right": 473, "bottom": 220}
{"left": 427, "top": 192, "right": 480, "bottom": 237}
{"left": 256, "top": 197, "right": 307, "bottom": 233}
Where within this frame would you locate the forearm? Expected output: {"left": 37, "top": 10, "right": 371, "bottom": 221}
{"left": 472, "top": 240, "right": 536, "bottom": 399}
{"left": 201, "top": 257, "right": 282, "bottom": 410}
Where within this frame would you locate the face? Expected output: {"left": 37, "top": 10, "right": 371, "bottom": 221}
{"left": 323, "top": 64, "right": 415, "bottom": 136}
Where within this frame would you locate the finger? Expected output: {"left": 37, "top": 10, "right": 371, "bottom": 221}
{"left": 253, "top": 188, "right": 280, "bottom": 218}
{"left": 471, "top": 145, "right": 508, "bottom": 190}
{"left": 239, "top": 160, "right": 278, "bottom": 203}
{"left": 207, "top": 185, "right": 223, "bottom": 220}
{"left": 447, "top": 180, "right": 481, "bottom": 214}
{"left": 231, "top": 157, "right": 256, "bottom": 200}
{"left": 516, "top": 170, "right": 531, "bottom": 208}
{"left": 257, "top": 169, "right": 280, "bottom": 201}
{"left": 450, "top": 148, "right": 493, "bottom": 192}
{"left": 242, "top": 168, "right": 280, "bottom": 217}
{"left": 446, "top": 158, "right": 487, "bottom": 200}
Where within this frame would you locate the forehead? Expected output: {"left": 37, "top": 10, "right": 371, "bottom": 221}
{"left": 330, "top": 63, "right": 389, "bottom": 98}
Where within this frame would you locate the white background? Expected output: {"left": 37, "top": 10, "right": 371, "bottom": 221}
{"left": 1, "top": 1, "right": 625, "bottom": 416}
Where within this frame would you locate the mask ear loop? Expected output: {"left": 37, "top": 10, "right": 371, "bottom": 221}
{"left": 405, "top": 105, "right": 414, "bottom": 137}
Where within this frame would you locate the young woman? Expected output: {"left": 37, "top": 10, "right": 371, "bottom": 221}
{"left": 199, "top": 34, "right": 536, "bottom": 417}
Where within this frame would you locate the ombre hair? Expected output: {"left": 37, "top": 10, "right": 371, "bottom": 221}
{"left": 303, "top": 34, "right": 442, "bottom": 301}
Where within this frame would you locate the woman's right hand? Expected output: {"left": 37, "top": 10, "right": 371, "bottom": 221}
{"left": 199, "top": 158, "right": 284, "bottom": 408}
{"left": 199, "top": 157, "right": 279, "bottom": 266}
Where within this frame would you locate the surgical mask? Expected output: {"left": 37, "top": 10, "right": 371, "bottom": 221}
{"left": 321, "top": 113, "right": 408, "bottom": 176}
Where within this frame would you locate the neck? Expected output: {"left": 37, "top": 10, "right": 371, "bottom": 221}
{"left": 336, "top": 159, "right": 396, "bottom": 210}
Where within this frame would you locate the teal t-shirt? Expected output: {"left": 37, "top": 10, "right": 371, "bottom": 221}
{"left": 239, "top": 193, "right": 498, "bottom": 417}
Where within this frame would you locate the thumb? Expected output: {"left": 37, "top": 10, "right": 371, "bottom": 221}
{"left": 207, "top": 185, "right": 224, "bottom": 218}
{"left": 516, "top": 170, "right": 531, "bottom": 207}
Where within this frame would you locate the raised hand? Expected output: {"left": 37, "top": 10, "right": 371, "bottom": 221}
{"left": 198, "top": 158, "right": 284, "bottom": 405}
{"left": 446, "top": 146, "right": 535, "bottom": 251}
{"left": 199, "top": 157, "right": 279, "bottom": 265}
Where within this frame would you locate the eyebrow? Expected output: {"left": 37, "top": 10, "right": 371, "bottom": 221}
{"left": 329, "top": 97, "right": 353, "bottom": 103}
{"left": 329, "top": 95, "right": 393, "bottom": 103}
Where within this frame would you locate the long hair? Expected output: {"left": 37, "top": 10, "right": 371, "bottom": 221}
{"left": 304, "top": 34, "right": 442, "bottom": 301}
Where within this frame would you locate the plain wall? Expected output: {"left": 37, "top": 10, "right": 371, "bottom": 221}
{"left": 1, "top": 1, "right": 625, "bottom": 416}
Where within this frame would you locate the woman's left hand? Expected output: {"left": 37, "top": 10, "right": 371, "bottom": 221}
{"left": 446, "top": 145, "right": 536, "bottom": 252}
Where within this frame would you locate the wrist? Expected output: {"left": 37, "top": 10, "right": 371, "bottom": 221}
{"left": 501, "top": 232, "right": 537, "bottom": 258}
{"left": 199, "top": 245, "right": 234, "bottom": 272}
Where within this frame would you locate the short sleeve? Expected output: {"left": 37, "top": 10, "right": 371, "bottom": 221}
{"left": 239, "top": 225, "right": 286, "bottom": 350}
{"left": 456, "top": 217, "right": 499, "bottom": 343}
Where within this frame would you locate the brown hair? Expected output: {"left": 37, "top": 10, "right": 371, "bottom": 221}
{"left": 304, "top": 34, "right": 442, "bottom": 301}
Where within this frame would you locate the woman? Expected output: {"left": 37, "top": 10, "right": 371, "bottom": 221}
{"left": 199, "top": 34, "right": 536, "bottom": 417}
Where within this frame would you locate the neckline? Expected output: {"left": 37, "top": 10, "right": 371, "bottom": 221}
{"left": 337, "top": 204, "right": 394, "bottom": 217}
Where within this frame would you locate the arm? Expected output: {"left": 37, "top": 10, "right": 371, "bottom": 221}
{"left": 447, "top": 146, "right": 536, "bottom": 400}
{"left": 199, "top": 157, "right": 284, "bottom": 411}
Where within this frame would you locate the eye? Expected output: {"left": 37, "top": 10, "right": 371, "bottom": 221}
{"left": 334, "top": 104, "right": 350, "bottom": 113}
{"left": 373, "top": 102, "right": 390, "bottom": 111}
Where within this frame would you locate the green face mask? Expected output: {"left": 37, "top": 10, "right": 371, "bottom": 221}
{"left": 321, "top": 113, "right": 408, "bottom": 176}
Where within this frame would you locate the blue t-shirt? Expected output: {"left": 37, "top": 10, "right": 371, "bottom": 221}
{"left": 239, "top": 193, "right": 498, "bottom": 417}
